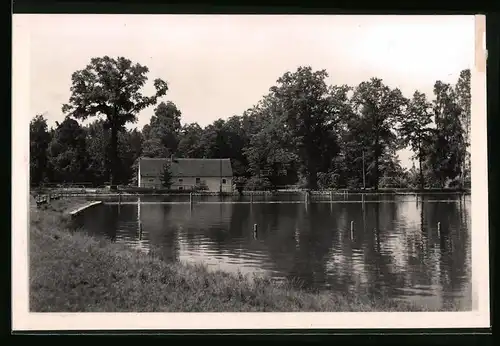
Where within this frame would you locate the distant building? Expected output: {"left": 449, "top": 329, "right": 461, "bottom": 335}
{"left": 138, "top": 157, "right": 233, "bottom": 192}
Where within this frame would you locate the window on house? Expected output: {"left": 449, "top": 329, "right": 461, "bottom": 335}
{"left": 149, "top": 179, "right": 154, "bottom": 182}
{"left": 222, "top": 178, "right": 227, "bottom": 184}
{"left": 179, "top": 178, "right": 183, "bottom": 183}
{"left": 196, "top": 177, "right": 200, "bottom": 183}
{"left": 179, "top": 186, "right": 183, "bottom": 190}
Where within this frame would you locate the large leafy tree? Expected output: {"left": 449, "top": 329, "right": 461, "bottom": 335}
{"left": 243, "top": 108, "right": 298, "bottom": 189}
{"left": 198, "top": 119, "right": 228, "bottom": 159}
{"left": 146, "top": 101, "right": 182, "bottom": 156}
{"left": 62, "top": 56, "right": 168, "bottom": 185}
{"left": 177, "top": 123, "right": 205, "bottom": 158}
{"left": 455, "top": 69, "right": 471, "bottom": 185}
{"left": 398, "top": 91, "right": 434, "bottom": 190}
{"left": 117, "top": 128, "right": 143, "bottom": 184}
{"left": 337, "top": 109, "right": 373, "bottom": 188}
{"left": 29, "top": 114, "right": 52, "bottom": 186}
{"left": 47, "top": 117, "right": 88, "bottom": 183}
{"left": 84, "top": 119, "right": 110, "bottom": 185}
{"left": 427, "top": 81, "right": 466, "bottom": 187}
{"left": 351, "top": 78, "right": 407, "bottom": 190}
{"left": 268, "top": 66, "right": 342, "bottom": 189}
{"left": 221, "top": 116, "right": 251, "bottom": 177}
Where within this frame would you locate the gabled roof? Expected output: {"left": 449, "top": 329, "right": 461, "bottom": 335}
{"left": 139, "top": 158, "right": 233, "bottom": 177}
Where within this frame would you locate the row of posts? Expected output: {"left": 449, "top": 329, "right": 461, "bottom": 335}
{"left": 124, "top": 191, "right": 443, "bottom": 239}
{"left": 118, "top": 190, "right": 352, "bottom": 206}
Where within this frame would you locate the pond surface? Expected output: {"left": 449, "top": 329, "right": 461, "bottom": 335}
{"left": 73, "top": 193, "right": 472, "bottom": 311}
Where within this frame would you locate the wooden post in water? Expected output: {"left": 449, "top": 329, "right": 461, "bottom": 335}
{"left": 437, "top": 222, "right": 441, "bottom": 236}
{"left": 253, "top": 223, "right": 258, "bottom": 239}
{"left": 137, "top": 197, "right": 142, "bottom": 240}
{"left": 350, "top": 221, "right": 354, "bottom": 239}
{"left": 330, "top": 190, "right": 333, "bottom": 202}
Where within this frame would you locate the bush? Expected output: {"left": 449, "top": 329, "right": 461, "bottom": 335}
{"left": 233, "top": 176, "right": 247, "bottom": 194}
{"left": 317, "top": 172, "right": 340, "bottom": 190}
{"left": 244, "top": 176, "right": 272, "bottom": 191}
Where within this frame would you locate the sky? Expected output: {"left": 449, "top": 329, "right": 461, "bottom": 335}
{"left": 20, "top": 14, "right": 475, "bottom": 168}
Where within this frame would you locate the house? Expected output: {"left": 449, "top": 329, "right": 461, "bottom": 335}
{"left": 138, "top": 157, "right": 233, "bottom": 192}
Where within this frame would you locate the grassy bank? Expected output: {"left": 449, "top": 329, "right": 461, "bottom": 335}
{"left": 30, "top": 199, "right": 435, "bottom": 312}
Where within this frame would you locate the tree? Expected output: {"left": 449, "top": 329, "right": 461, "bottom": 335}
{"left": 116, "top": 129, "right": 143, "bottom": 185}
{"left": 124, "top": 129, "right": 144, "bottom": 185}
{"left": 62, "top": 56, "right": 168, "bottom": 186}
{"left": 244, "top": 176, "right": 273, "bottom": 191}
{"left": 30, "top": 114, "right": 52, "bottom": 186}
{"left": 141, "top": 137, "right": 170, "bottom": 158}
{"left": 222, "top": 116, "right": 251, "bottom": 177}
{"left": 177, "top": 123, "right": 205, "bottom": 158}
{"left": 84, "top": 119, "right": 110, "bottom": 186}
{"left": 243, "top": 110, "right": 297, "bottom": 189}
{"left": 337, "top": 112, "right": 373, "bottom": 188}
{"left": 351, "top": 78, "right": 407, "bottom": 190}
{"left": 146, "top": 101, "right": 182, "bottom": 156}
{"left": 398, "top": 91, "right": 434, "bottom": 190}
{"left": 47, "top": 117, "right": 88, "bottom": 184}
{"left": 268, "top": 66, "right": 342, "bottom": 189}
{"left": 427, "top": 81, "right": 466, "bottom": 188}
{"left": 455, "top": 69, "right": 471, "bottom": 185}
{"left": 198, "top": 119, "right": 228, "bottom": 159}
{"left": 161, "top": 162, "right": 173, "bottom": 189}
{"left": 233, "top": 176, "right": 247, "bottom": 195}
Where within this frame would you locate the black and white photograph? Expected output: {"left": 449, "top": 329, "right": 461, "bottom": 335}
{"left": 12, "top": 13, "right": 489, "bottom": 330}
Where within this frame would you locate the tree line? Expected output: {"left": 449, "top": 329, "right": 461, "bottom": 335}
{"left": 30, "top": 56, "right": 471, "bottom": 191}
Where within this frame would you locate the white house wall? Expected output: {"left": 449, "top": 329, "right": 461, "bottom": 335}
{"left": 140, "top": 175, "right": 233, "bottom": 192}
{"left": 200, "top": 177, "right": 233, "bottom": 193}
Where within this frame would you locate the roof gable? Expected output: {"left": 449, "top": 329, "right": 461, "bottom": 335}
{"left": 139, "top": 158, "right": 233, "bottom": 177}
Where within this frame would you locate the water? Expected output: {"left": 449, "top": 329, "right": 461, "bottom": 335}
{"left": 73, "top": 193, "right": 472, "bottom": 311}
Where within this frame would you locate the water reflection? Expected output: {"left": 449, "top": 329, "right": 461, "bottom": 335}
{"left": 74, "top": 193, "right": 472, "bottom": 310}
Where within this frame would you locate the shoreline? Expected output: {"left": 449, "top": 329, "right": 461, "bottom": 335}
{"left": 29, "top": 198, "right": 458, "bottom": 313}
{"left": 32, "top": 188, "right": 472, "bottom": 200}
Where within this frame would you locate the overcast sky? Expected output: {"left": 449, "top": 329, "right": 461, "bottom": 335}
{"left": 20, "top": 14, "right": 475, "bottom": 168}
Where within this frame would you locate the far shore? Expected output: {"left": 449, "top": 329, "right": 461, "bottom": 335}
{"left": 31, "top": 186, "right": 472, "bottom": 198}
{"left": 28, "top": 197, "right": 454, "bottom": 313}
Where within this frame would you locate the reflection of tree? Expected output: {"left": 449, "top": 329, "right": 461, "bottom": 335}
{"left": 227, "top": 204, "right": 252, "bottom": 240}
{"left": 361, "top": 200, "right": 407, "bottom": 299}
{"left": 139, "top": 204, "right": 180, "bottom": 262}
{"left": 77, "top": 205, "right": 119, "bottom": 241}
{"left": 414, "top": 195, "right": 471, "bottom": 309}
{"left": 103, "top": 207, "right": 118, "bottom": 242}
{"left": 290, "top": 203, "right": 337, "bottom": 289}
{"left": 197, "top": 204, "right": 235, "bottom": 255}
{"left": 432, "top": 200, "right": 470, "bottom": 308}
{"left": 393, "top": 195, "right": 434, "bottom": 291}
{"left": 255, "top": 204, "right": 304, "bottom": 279}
